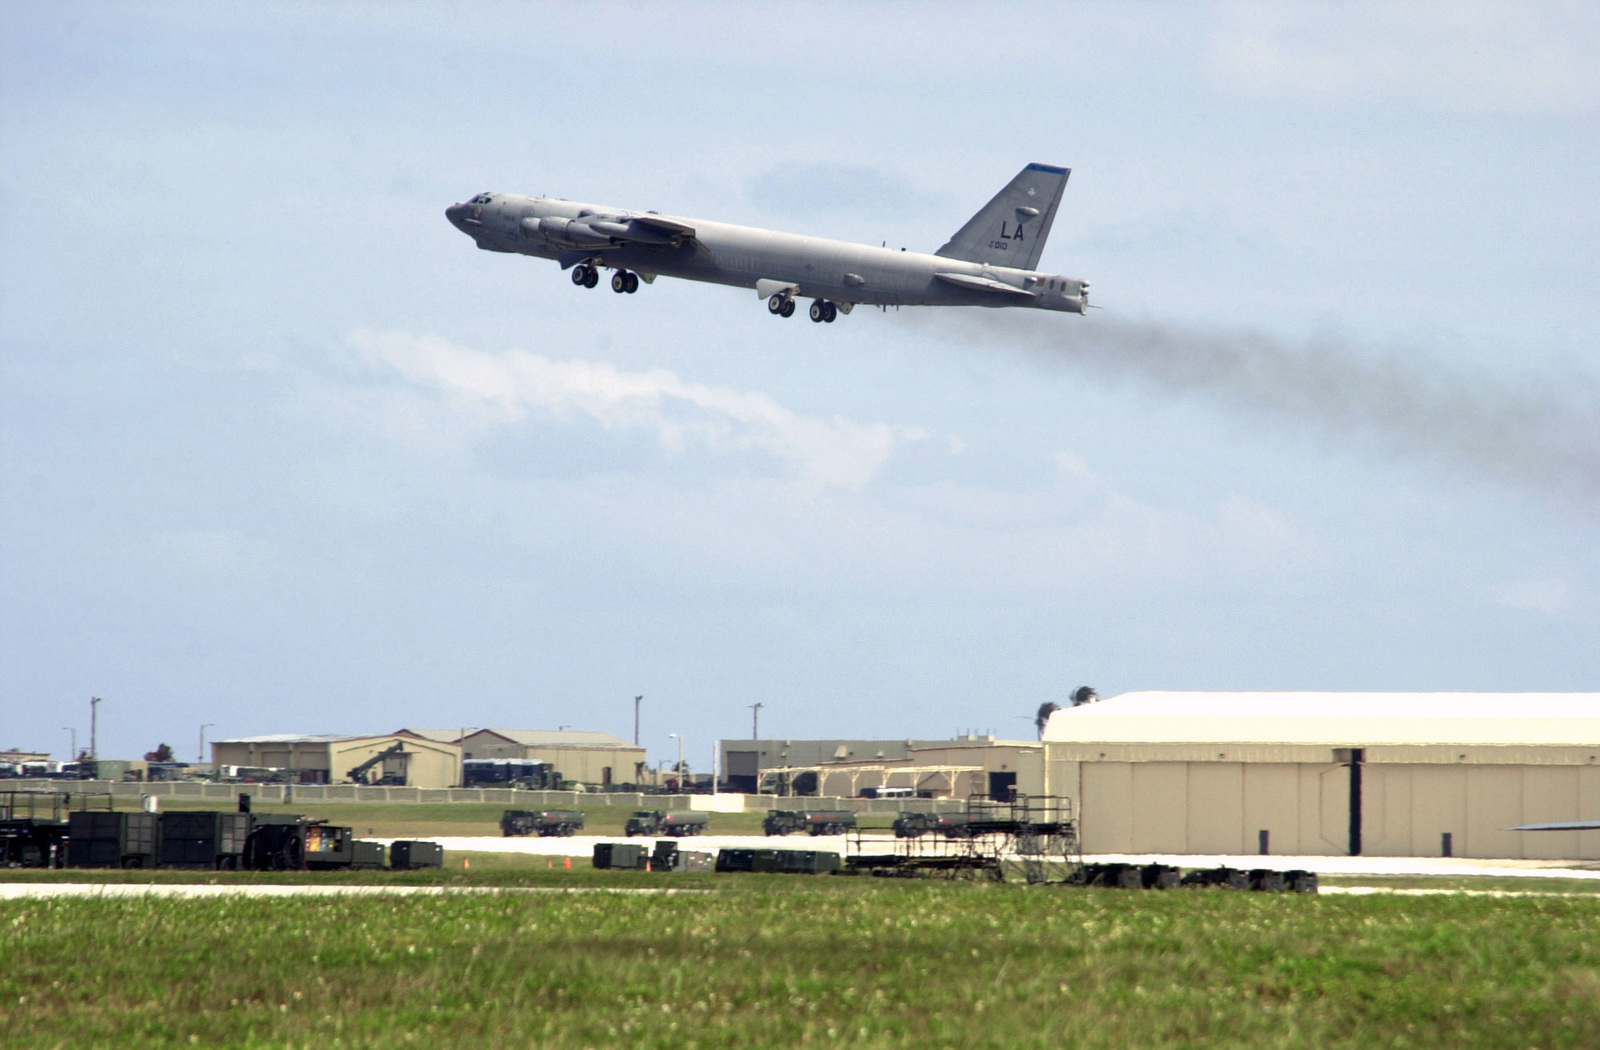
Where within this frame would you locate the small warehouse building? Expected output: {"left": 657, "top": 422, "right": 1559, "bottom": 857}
{"left": 210, "top": 733, "right": 461, "bottom": 790}
{"left": 1042, "top": 692, "right": 1600, "bottom": 860}
{"left": 402, "top": 729, "right": 646, "bottom": 788}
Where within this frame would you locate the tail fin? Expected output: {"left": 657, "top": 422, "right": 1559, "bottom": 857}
{"left": 935, "top": 163, "right": 1069, "bottom": 271}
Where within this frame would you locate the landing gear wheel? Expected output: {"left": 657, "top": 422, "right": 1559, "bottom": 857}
{"left": 612, "top": 271, "right": 628, "bottom": 293}
{"left": 624, "top": 272, "right": 639, "bottom": 293}
{"left": 572, "top": 265, "right": 589, "bottom": 286}
{"left": 780, "top": 299, "right": 796, "bottom": 318}
{"left": 809, "top": 300, "right": 826, "bottom": 322}
{"left": 823, "top": 301, "right": 837, "bottom": 323}
{"left": 768, "top": 294, "right": 786, "bottom": 315}
{"left": 583, "top": 267, "right": 599, "bottom": 289}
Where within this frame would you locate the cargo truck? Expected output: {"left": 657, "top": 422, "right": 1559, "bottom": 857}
{"left": 500, "top": 809, "right": 585, "bottom": 837}
{"left": 624, "top": 810, "right": 708, "bottom": 837}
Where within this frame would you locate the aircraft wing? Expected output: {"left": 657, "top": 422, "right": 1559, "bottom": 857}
{"left": 933, "top": 271, "right": 1038, "bottom": 298}
{"left": 586, "top": 215, "right": 698, "bottom": 246}
{"left": 1508, "top": 821, "right": 1600, "bottom": 831}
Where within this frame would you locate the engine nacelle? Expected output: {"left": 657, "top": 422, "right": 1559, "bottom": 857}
{"left": 532, "top": 216, "right": 611, "bottom": 247}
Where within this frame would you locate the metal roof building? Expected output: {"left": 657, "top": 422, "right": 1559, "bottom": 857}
{"left": 409, "top": 729, "right": 646, "bottom": 788}
{"left": 1042, "top": 691, "right": 1600, "bottom": 860}
{"left": 210, "top": 733, "right": 462, "bottom": 789}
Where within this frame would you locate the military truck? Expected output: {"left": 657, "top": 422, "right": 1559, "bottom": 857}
{"left": 500, "top": 809, "right": 585, "bottom": 837}
{"left": 892, "top": 811, "right": 936, "bottom": 838}
{"left": 762, "top": 809, "right": 857, "bottom": 836}
{"left": 624, "top": 810, "right": 709, "bottom": 837}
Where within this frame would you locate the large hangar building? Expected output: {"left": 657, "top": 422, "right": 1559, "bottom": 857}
{"left": 1043, "top": 692, "right": 1600, "bottom": 860}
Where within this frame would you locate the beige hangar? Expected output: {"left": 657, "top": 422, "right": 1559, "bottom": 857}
{"left": 1042, "top": 692, "right": 1600, "bottom": 860}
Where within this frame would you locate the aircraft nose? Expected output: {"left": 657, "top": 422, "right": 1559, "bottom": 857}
{"left": 445, "top": 202, "right": 469, "bottom": 229}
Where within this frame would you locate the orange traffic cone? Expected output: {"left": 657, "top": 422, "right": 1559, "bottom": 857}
{"left": 564, "top": 856, "right": 571, "bottom": 870}
{"left": 464, "top": 858, "right": 470, "bottom": 870}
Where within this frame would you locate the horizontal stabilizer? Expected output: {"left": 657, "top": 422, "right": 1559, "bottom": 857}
{"left": 933, "top": 271, "right": 1037, "bottom": 297}
{"left": 936, "top": 163, "right": 1069, "bottom": 272}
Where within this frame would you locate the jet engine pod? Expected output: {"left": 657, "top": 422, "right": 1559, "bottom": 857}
{"left": 536, "top": 216, "right": 611, "bottom": 246}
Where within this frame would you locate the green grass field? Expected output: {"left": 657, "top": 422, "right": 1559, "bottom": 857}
{"left": 4, "top": 875, "right": 1599, "bottom": 1048}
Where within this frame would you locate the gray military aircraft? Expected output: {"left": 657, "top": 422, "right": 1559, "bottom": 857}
{"left": 445, "top": 163, "right": 1088, "bottom": 323}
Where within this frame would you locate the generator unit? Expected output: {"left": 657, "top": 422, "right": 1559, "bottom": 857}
{"left": 66, "top": 811, "right": 158, "bottom": 869}
{"left": 649, "top": 840, "right": 715, "bottom": 872}
{"left": 242, "top": 815, "right": 361, "bottom": 871}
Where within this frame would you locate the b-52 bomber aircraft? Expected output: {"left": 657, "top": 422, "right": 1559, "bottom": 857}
{"left": 445, "top": 163, "right": 1088, "bottom": 324}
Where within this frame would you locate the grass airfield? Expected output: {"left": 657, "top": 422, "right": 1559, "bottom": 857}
{"left": 9, "top": 803, "right": 1597, "bottom": 1046}
{"left": 4, "top": 869, "right": 1599, "bottom": 1049}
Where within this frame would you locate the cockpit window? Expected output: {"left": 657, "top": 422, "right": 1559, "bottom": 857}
{"left": 471, "top": 193, "right": 492, "bottom": 204}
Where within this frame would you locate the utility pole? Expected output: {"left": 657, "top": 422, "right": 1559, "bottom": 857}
{"left": 199, "top": 723, "right": 215, "bottom": 764}
{"left": 634, "top": 695, "right": 642, "bottom": 746}
{"left": 749, "top": 702, "right": 764, "bottom": 740}
{"left": 89, "top": 697, "right": 101, "bottom": 760}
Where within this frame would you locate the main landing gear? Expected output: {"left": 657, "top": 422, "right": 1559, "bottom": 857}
{"left": 767, "top": 293, "right": 797, "bottom": 318}
{"left": 570, "top": 263, "right": 600, "bottom": 289}
{"left": 808, "top": 300, "right": 838, "bottom": 323}
{"left": 611, "top": 270, "right": 639, "bottom": 294}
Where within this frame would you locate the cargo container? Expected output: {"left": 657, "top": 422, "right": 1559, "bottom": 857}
{"left": 593, "top": 842, "right": 649, "bottom": 870}
{"left": 66, "top": 812, "right": 158, "bottom": 868}
{"left": 775, "top": 849, "right": 842, "bottom": 875}
{"left": 715, "top": 847, "right": 779, "bottom": 873}
{"left": 390, "top": 840, "right": 444, "bottom": 870}
{"left": 158, "top": 811, "right": 251, "bottom": 869}
{"left": 350, "top": 840, "right": 387, "bottom": 870}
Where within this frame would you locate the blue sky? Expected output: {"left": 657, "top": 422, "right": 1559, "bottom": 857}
{"left": 3, "top": 3, "right": 1597, "bottom": 767}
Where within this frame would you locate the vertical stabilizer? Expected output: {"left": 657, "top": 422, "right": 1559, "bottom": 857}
{"left": 935, "top": 163, "right": 1069, "bottom": 271}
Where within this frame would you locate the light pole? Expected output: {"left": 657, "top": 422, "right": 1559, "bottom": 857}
{"left": 62, "top": 728, "right": 76, "bottom": 763}
{"left": 668, "top": 733, "right": 683, "bottom": 785}
{"left": 634, "top": 695, "right": 642, "bottom": 746}
{"left": 749, "top": 702, "right": 764, "bottom": 740}
{"left": 199, "top": 724, "right": 215, "bottom": 764}
{"left": 89, "top": 697, "right": 101, "bottom": 760}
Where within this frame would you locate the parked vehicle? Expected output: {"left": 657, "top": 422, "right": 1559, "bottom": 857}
{"left": 500, "top": 809, "right": 585, "bottom": 837}
{"left": 762, "top": 809, "right": 857, "bottom": 836}
{"left": 624, "top": 810, "right": 709, "bottom": 837}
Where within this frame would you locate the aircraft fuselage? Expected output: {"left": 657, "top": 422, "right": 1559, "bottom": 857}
{"left": 446, "top": 165, "right": 1089, "bottom": 321}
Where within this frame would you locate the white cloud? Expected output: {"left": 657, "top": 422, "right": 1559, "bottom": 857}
{"left": 346, "top": 330, "right": 926, "bottom": 490}
{"left": 1206, "top": 1, "right": 1600, "bottom": 114}
{"left": 1493, "top": 575, "right": 1574, "bottom": 616}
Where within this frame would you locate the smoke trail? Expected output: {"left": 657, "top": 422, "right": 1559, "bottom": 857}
{"left": 902, "top": 311, "right": 1600, "bottom": 507}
